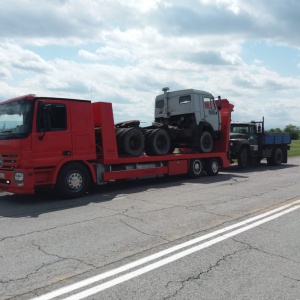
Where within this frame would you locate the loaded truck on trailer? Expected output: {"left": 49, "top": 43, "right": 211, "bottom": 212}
{"left": 114, "top": 87, "right": 222, "bottom": 156}
{"left": 230, "top": 118, "right": 291, "bottom": 168}
{"left": 151, "top": 87, "right": 222, "bottom": 154}
{"left": 0, "top": 88, "right": 233, "bottom": 198}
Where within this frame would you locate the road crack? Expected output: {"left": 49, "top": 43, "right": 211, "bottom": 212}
{"left": 0, "top": 211, "right": 122, "bottom": 243}
{"left": 32, "top": 241, "right": 98, "bottom": 269}
{"left": 281, "top": 274, "right": 300, "bottom": 282}
{"left": 120, "top": 219, "right": 170, "bottom": 242}
{"left": 164, "top": 247, "right": 249, "bottom": 299}
{"left": 232, "top": 238, "right": 300, "bottom": 264}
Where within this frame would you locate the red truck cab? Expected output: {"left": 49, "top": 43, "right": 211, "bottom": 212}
{"left": 0, "top": 95, "right": 96, "bottom": 195}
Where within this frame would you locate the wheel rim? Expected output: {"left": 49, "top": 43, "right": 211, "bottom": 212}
{"left": 157, "top": 135, "right": 167, "bottom": 151}
{"left": 66, "top": 172, "right": 83, "bottom": 191}
{"left": 200, "top": 131, "right": 213, "bottom": 152}
{"left": 129, "top": 136, "right": 140, "bottom": 150}
{"left": 211, "top": 161, "right": 218, "bottom": 173}
{"left": 157, "top": 137, "right": 164, "bottom": 150}
{"left": 193, "top": 160, "right": 202, "bottom": 175}
{"left": 203, "top": 135, "right": 210, "bottom": 148}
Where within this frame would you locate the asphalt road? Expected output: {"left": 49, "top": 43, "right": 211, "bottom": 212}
{"left": 0, "top": 157, "right": 299, "bottom": 300}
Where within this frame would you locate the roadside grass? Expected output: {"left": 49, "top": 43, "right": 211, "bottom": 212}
{"left": 289, "top": 140, "right": 300, "bottom": 157}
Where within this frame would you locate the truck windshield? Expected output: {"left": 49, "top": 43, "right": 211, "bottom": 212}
{"left": 230, "top": 124, "right": 249, "bottom": 134}
{"left": 0, "top": 100, "right": 34, "bottom": 139}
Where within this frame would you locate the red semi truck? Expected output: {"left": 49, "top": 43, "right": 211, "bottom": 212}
{"left": 0, "top": 91, "right": 233, "bottom": 198}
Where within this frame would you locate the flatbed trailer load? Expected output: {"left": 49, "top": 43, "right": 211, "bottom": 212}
{"left": 0, "top": 92, "right": 234, "bottom": 198}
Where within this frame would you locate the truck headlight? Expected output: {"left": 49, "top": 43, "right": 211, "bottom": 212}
{"left": 14, "top": 172, "right": 24, "bottom": 182}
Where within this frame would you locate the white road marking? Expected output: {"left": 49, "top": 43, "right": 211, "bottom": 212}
{"left": 31, "top": 199, "right": 300, "bottom": 300}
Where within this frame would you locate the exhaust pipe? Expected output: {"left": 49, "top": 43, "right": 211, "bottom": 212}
{"left": 162, "top": 87, "right": 169, "bottom": 118}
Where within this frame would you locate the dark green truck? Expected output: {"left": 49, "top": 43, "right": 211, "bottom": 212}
{"left": 230, "top": 118, "right": 291, "bottom": 168}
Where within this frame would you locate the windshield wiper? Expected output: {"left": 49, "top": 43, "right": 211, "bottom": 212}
{"left": 1, "top": 130, "right": 13, "bottom": 133}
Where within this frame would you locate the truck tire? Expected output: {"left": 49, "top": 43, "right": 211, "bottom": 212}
{"left": 206, "top": 158, "right": 219, "bottom": 176}
{"left": 116, "top": 128, "right": 127, "bottom": 139}
{"left": 272, "top": 147, "right": 283, "bottom": 166}
{"left": 56, "top": 163, "right": 91, "bottom": 198}
{"left": 188, "top": 159, "right": 204, "bottom": 178}
{"left": 123, "top": 128, "right": 144, "bottom": 156}
{"left": 145, "top": 128, "right": 170, "bottom": 156}
{"left": 116, "top": 128, "right": 128, "bottom": 153}
{"left": 199, "top": 131, "right": 213, "bottom": 153}
{"left": 117, "top": 128, "right": 144, "bottom": 156}
{"left": 237, "top": 147, "right": 248, "bottom": 168}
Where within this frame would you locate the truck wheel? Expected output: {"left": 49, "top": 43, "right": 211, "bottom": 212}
{"left": 56, "top": 163, "right": 91, "bottom": 198}
{"left": 145, "top": 129, "right": 170, "bottom": 156}
{"left": 272, "top": 147, "right": 283, "bottom": 166}
{"left": 122, "top": 128, "right": 144, "bottom": 157}
{"left": 188, "top": 159, "right": 204, "bottom": 178}
{"left": 237, "top": 147, "right": 248, "bottom": 168}
{"left": 199, "top": 131, "right": 213, "bottom": 153}
{"left": 206, "top": 158, "right": 219, "bottom": 176}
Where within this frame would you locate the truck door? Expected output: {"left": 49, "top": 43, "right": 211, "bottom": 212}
{"left": 248, "top": 125, "right": 259, "bottom": 152}
{"left": 31, "top": 100, "right": 72, "bottom": 168}
{"left": 203, "top": 97, "right": 220, "bottom": 131}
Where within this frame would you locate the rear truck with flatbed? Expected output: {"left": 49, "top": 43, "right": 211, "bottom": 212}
{"left": 230, "top": 118, "right": 291, "bottom": 168}
{"left": 0, "top": 88, "right": 233, "bottom": 198}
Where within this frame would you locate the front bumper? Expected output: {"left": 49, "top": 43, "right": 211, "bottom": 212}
{"left": 0, "top": 169, "right": 35, "bottom": 195}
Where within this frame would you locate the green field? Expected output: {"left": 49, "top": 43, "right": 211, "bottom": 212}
{"left": 289, "top": 140, "right": 300, "bottom": 157}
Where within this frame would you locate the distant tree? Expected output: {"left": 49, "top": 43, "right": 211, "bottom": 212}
{"left": 284, "top": 124, "right": 300, "bottom": 140}
{"left": 268, "top": 128, "right": 282, "bottom": 133}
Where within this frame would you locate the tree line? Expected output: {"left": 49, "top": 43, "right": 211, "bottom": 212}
{"left": 267, "top": 124, "right": 300, "bottom": 140}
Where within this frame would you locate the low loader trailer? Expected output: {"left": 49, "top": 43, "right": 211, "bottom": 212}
{"left": 0, "top": 91, "right": 234, "bottom": 198}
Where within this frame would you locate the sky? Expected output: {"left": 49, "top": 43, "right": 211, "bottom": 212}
{"left": 0, "top": 0, "right": 300, "bottom": 129}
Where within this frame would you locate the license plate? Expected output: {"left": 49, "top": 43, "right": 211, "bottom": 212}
{"left": 0, "top": 173, "right": 5, "bottom": 179}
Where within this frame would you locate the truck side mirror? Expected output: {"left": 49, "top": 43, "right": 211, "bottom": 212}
{"left": 38, "top": 102, "right": 52, "bottom": 140}
{"left": 257, "top": 124, "right": 261, "bottom": 133}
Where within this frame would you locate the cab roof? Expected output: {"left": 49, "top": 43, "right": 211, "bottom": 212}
{"left": 231, "top": 122, "right": 258, "bottom": 126}
{"left": 1, "top": 94, "right": 91, "bottom": 104}
{"left": 155, "top": 89, "right": 213, "bottom": 100}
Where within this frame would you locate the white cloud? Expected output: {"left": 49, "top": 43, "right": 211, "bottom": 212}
{"left": 79, "top": 46, "right": 134, "bottom": 62}
{"left": 0, "top": 0, "right": 300, "bottom": 129}
{"left": 0, "top": 43, "right": 52, "bottom": 73}
{"left": 124, "top": 0, "right": 161, "bottom": 12}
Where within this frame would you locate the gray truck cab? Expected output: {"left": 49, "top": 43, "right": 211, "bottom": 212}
{"left": 154, "top": 88, "right": 221, "bottom": 133}
{"left": 152, "top": 87, "right": 222, "bottom": 153}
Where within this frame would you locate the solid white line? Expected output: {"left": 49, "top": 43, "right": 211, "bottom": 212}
{"left": 63, "top": 204, "right": 300, "bottom": 300}
{"left": 31, "top": 199, "right": 300, "bottom": 300}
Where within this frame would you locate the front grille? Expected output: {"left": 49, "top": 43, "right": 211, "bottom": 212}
{"left": 0, "top": 154, "right": 19, "bottom": 170}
